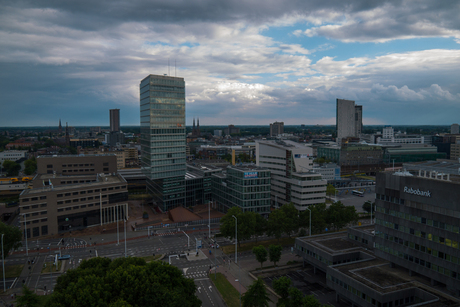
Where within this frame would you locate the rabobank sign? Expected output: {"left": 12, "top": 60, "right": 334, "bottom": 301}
{"left": 404, "top": 186, "right": 431, "bottom": 198}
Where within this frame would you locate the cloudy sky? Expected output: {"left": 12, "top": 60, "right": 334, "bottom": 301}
{"left": 1, "top": 1, "right": 459, "bottom": 127}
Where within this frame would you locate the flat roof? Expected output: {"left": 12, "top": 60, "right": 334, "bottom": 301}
{"left": 22, "top": 174, "right": 124, "bottom": 195}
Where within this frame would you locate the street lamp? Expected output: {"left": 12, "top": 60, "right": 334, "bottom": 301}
{"left": 2, "top": 234, "right": 5, "bottom": 291}
{"left": 232, "top": 215, "right": 237, "bottom": 263}
{"left": 23, "top": 214, "right": 28, "bottom": 256}
{"left": 124, "top": 218, "right": 127, "bottom": 258}
{"left": 306, "top": 207, "right": 311, "bottom": 236}
{"left": 208, "top": 201, "right": 211, "bottom": 240}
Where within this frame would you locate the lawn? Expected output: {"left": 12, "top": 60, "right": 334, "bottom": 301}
{"left": 41, "top": 261, "right": 62, "bottom": 273}
{"left": 142, "top": 254, "right": 162, "bottom": 262}
{"left": 222, "top": 237, "right": 295, "bottom": 254}
{"left": 0, "top": 264, "right": 24, "bottom": 278}
{"left": 211, "top": 273, "right": 241, "bottom": 307}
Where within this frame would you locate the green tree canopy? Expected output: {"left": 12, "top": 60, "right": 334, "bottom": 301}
{"left": 15, "top": 285, "right": 41, "bottom": 307}
{"left": 3, "top": 160, "right": 21, "bottom": 176}
{"left": 49, "top": 257, "right": 201, "bottom": 307}
{"left": 220, "top": 207, "right": 255, "bottom": 246}
{"left": 326, "top": 184, "right": 336, "bottom": 197}
{"left": 0, "top": 222, "right": 22, "bottom": 258}
{"left": 280, "top": 203, "right": 299, "bottom": 237}
{"left": 242, "top": 278, "right": 271, "bottom": 307}
{"left": 268, "top": 245, "right": 282, "bottom": 267}
{"left": 24, "top": 158, "right": 37, "bottom": 175}
{"left": 362, "top": 200, "right": 375, "bottom": 214}
{"left": 252, "top": 245, "right": 268, "bottom": 268}
{"left": 267, "top": 208, "right": 287, "bottom": 241}
{"left": 273, "top": 276, "right": 291, "bottom": 302}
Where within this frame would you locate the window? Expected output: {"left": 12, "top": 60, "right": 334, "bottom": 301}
{"left": 73, "top": 206, "right": 79, "bottom": 210}
{"left": 103, "top": 162, "right": 109, "bottom": 166}
{"left": 47, "top": 165, "right": 53, "bottom": 168}
{"left": 80, "top": 191, "right": 86, "bottom": 194}
{"left": 57, "top": 209, "right": 63, "bottom": 212}
{"left": 40, "top": 196, "right": 46, "bottom": 200}
{"left": 33, "top": 227, "right": 40, "bottom": 237}
{"left": 65, "top": 207, "right": 71, "bottom": 211}
{"left": 72, "top": 192, "right": 78, "bottom": 195}
{"left": 40, "top": 211, "right": 47, "bottom": 215}
{"left": 41, "top": 225, "right": 48, "bottom": 236}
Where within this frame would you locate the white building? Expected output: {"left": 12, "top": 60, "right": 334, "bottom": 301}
{"left": 377, "top": 126, "right": 424, "bottom": 145}
{"left": 0, "top": 150, "right": 28, "bottom": 167}
{"left": 312, "top": 163, "right": 341, "bottom": 181}
{"left": 451, "top": 123, "right": 459, "bottom": 135}
{"left": 256, "top": 140, "right": 327, "bottom": 211}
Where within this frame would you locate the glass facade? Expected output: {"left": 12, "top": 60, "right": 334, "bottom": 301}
{"left": 140, "top": 75, "right": 186, "bottom": 211}
{"left": 212, "top": 167, "right": 271, "bottom": 214}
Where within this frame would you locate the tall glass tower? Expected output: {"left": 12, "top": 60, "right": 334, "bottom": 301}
{"left": 140, "top": 74, "right": 186, "bottom": 211}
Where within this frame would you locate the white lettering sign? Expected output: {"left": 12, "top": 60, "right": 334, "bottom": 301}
{"left": 403, "top": 186, "right": 431, "bottom": 198}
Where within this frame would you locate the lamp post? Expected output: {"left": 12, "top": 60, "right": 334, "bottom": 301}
{"left": 232, "top": 215, "right": 237, "bottom": 263}
{"left": 2, "top": 234, "right": 5, "bottom": 292}
{"left": 124, "top": 218, "right": 127, "bottom": 258}
{"left": 306, "top": 207, "right": 311, "bottom": 236}
{"left": 370, "top": 202, "right": 373, "bottom": 225}
{"left": 116, "top": 206, "right": 119, "bottom": 245}
{"left": 24, "top": 214, "right": 28, "bottom": 256}
{"left": 208, "top": 201, "right": 211, "bottom": 239}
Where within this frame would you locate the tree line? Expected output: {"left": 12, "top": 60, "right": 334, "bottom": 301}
{"left": 220, "top": 202, "right": 359, "bottom": 245}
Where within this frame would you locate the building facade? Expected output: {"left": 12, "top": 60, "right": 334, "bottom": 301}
{"left": 140, "top": 74, "right": 186, "bottom": 211}
{"left": 19, "top": 155, "right": 128, "bottom": 238}
{"left": 374, "top": 171, "right": 460, "bottom": 296}
{"left": 256, "top": 140, "right": 326, "bottom": 211}
{"left": 451, "top": 124, "right": 459, "bottom": 135}
{"left": 336, "top": 99, "right": 362, "bottom": 144}
{"left": 0, "top": 150, "right": 28, "bottom": 167}
{"left": 269, "top": 121, "right": 284, "bottom": 137}
{"left": 110, "top": 109, "right": 120, "bottom": 132}
{"left": 212, "top": 165, "right": 271, "bottom": 214}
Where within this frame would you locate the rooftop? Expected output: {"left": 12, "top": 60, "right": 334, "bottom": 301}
{"left": 21, "top": 174, "right": 125, "bottom": 195}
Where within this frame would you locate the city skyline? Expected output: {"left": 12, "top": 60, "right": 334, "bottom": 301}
{"left": 1, "top": 1, "right": 459, "bottom": 126}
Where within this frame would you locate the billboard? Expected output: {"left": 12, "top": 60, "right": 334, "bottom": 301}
{"left": 244, "top": 172, "right": 258, "bottom": 179}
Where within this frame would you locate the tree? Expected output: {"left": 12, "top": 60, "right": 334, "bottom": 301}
{"left": 252, "top": 245, "right": 268, "bottom": 268}
{"left": 298, "top": 228, "right": 307, "bottom": 237}
{"left": 24, "top": 158, "right": 37, "bottom": 175}
{"left": 273, "top": 276, "right": 291, "bottom": 304}
{"left": 301, "top": 295, "right": 323, "bottom": 307}
{"left": 299, "top": 204, "right": 327, "bottom": 235}
{"left": 325, "top": 201, "right": 359, "bottom": 231}
{"left": 15, "top": 285, "right": 41, "bottom": 307}
{"left": 267, "top": 209, "right": 287, "bottom": 241}
{"left": 326, "top": 184, "right": 336, "bottom": 197}
{"left": 288, "top": 287, "right": 304, "bottom": 307}
{"left": 0, "top": 222, "right": 23, "bottom": 258}
{"left": 280, "top": 203, "right": 299, "bottom": 237}
{"left": 253, "top": 213, "right": 267, "bottom": 242}
{"left": 220, "top": 207, "right": 255, "bottom": 247}
{"left": 3, "top": 160, "right": 21, "bottom": 176}
{"left": 49, "top": 257, "right": 201, "bottom": 307}
{"left": 242, "top": 278, "right": 271, "bottom": 307}
{"left": 268, "top": 245, "right": 282, "bottom": 267}
{"left": 362, "top": 200, "right": 375, "bottom": 214}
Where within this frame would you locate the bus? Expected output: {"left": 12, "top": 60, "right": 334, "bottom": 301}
{"left": 352, "top": 190, "right": 364, "bottom": 197}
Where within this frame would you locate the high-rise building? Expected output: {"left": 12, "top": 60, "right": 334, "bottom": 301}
{"left": 451, "top": 123, "right": 459, "bottom": 135}
{"left": 110, "top": 109, "right": 120, "bottom": 132}
{"left": 336, "top": 99, "right": 362, "bottom": 144}
{"left": 269, "top": 121, "right": 284, "bottom": 137}
{"left": 140, "top": 74, "right": 186, "bottom": 211}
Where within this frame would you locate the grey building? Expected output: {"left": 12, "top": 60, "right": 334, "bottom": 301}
{"left": 451, "top": 124, "right": 459, "bottom": 135}
{"left": 20, "top": 155, "right": 128, "bottom": 238}
{"left": 374, "top": 170, "right": 460, "bottom": 296}
{"left": 140, "top": 74, "right": 186, "bottom": 211}
{"left": 336, "top": 99, "right": 362, "bottom": 144}
{"left": 269, "top": 121, "right": 284, "bottom": 137}
{"left": 110, "top": 109, "right": 120, "bottom": 132}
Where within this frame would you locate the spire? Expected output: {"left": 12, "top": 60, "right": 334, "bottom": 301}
{"left": 193, "top": 117, "right": 195, "bottom": 129}
{"left": 197, "top": 117, "right": 200, "bottom": 128}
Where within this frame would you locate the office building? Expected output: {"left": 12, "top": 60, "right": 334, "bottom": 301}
{"left": 336, "top": 99, "right": 362, "bottom": 144}
{"left": 312, "top": 163, "right": 341, "bottom": 181}
{"left": 0, "top": 150, "right": 28, "bottom": 167}
{"left": 377, "top": 126, "right": 425, "bottom": 145}
{"left": 185, "top": 163, "right": 222, "bottom": 207}
{"left": 212, "top": 165, "right": 271, "bottom": 214}
{"left": 224, "top": 125, "right": 240, "bottom": 135}
{"left": 256, "top": 140, "right": 326, "bottom": 211}
{"left": 374, "top": 170, "right": 460, "bottom": 296}
{"left": 140, "top": 74, "right": 186, "bottom": 211}
{"left": 19, "top": 155, "right": 128, "bottom": 238}
{"left": 451, "top": 124, "right": 459, "bottom": 135}
{"left": 214, "top": 130, "right": 222, "bottom": 137}
{"left": 110, "top": 109, "right": 120, "bottom": 132}
{"left": 269, "top": 121, "right": 284, "bottom": 137}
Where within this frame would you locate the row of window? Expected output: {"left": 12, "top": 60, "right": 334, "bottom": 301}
{"left": 57, "top": 195, "right": 106, "bottom": 205}
{"left": 62, "top": 163, "right": 95, "bottom": 167}
{"left": 327, "top": 274, "right": 415, "bottom": 307}
{"left": 62, "top": 169, "right": 97, "bottom": 173}
{"left": 23, "top": 211, "right": 47, "bottom": 218}
{"left": 56, "top": 202, "right": 106, "bottom": 212}
{"left": 376, "top": 205, "right": 460, "bottom": 234}
{"left": 57, "top": 186, "right": 125, "bottom": 197}
{"left": 375, "top": 226, "right": 460, "bottom": 267}
{"left": 375, "top": 242, "right": 460, "bottom": 280}
{"left": 22, "top": 196, "right": 46, "bottom": 202}
{"left": 23, "top": 218, "right": 47, "bottom": 225}
{"left": 348, "top": 233, "right": 369, "bottom": 245}
{"left": 22, "top": 203, "right": 47, "bottom": 210}
{"left": 24, "top": 225, "right": 48, "bottom": 238}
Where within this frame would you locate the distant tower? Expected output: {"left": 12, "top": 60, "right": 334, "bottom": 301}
{"left": 110, "top": 109, "right": 120, "bottom": 132}
{"left": 192, "top": 117, "right": 196, "bottom": 136}
{"left": 58, "top": 119, "right": 62, "bottom": 134}
{"left": 65, "top": 122, "right": 70, "bottom": 146}
{"left": 197, "top": 118, "right": 200, "bottom": 136}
